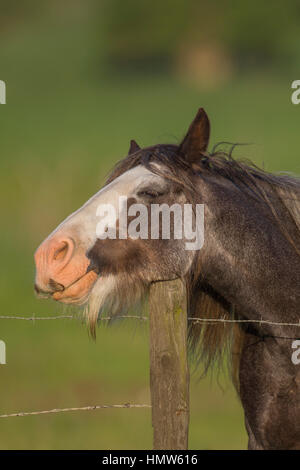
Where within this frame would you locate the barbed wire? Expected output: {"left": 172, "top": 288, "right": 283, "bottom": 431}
{"left": 0, "top": 315, "right": 147, "bottom": 321}
{"left": 0, "top": 314, "right": 299, "bottom": 420}
{"left": 0, "top": 314, "right": 299, "bottom": 328}
{"left": 0, "top": 403, "right": 151, "bottom": 418}
{"left": 189, "top": 317, "right": 300, "bottom": 327}
{"left": 0, "top": 315, "right": 73, "bottom": 320}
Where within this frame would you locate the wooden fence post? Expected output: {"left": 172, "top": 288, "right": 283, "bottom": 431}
{"left": 149, "top": 278, "right": 189, "bottom": 450}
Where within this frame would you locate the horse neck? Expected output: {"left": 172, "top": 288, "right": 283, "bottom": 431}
{"left": 198, "top": 176, "right": 300, "bottom": 336}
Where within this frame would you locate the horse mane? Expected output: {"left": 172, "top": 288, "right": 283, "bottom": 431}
{"left": 106, "top": 143, "right": 300, "bottom": 388}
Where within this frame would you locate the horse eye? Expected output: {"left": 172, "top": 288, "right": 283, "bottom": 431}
{"left": 137, "top": 190, "right": 163, "bottom": 198}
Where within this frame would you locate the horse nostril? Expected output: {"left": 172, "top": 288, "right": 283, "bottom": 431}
{"left": 34, "top": 236, "right": 75, "bottom": 296}
{"left": 49, "top": 238, "right": 75, "bottom": 268}
{"left": 53, "top": 241, "right": 69, "bottom": 261}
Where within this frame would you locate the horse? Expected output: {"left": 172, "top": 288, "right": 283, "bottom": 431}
{"left": 34, "top": 108, "right": 300, "bottom": 449}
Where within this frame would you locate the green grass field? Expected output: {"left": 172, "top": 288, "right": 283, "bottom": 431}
{"left": 0, "top": 14, "right": 299, "bottom": 449}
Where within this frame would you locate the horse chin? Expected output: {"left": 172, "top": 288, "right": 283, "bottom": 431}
{"left": 83, "top": 273, "right": 148, "bottom": 329}
{"left": 52, "top": 270, "right": 98, "bottom": 305}
{"left": 81, "top": 274, "right": 119, "bottom": 330}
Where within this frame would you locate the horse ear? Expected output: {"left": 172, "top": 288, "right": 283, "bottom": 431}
{"left": 128, "top": 139, "right": 141, "bottom": 155}
{"left": 179, "top": 108, "right": 210, "bottom": 161}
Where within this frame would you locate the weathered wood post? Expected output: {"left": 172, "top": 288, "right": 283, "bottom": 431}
{"left": 149, "top": 278, "right": 189, "bottom": 450}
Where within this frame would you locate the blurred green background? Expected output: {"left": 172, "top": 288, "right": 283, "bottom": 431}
{"left": 0, "top": 0, "right": 299, "bottom": 450}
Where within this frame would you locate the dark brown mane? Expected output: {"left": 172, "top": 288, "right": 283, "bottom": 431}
{"left": 106, "top": 143, "right": 300, "bottom": 385}
{"left": 109, "top": 143, "right": 300, "bottom": 254}
{"left": 108, "top": 142, "right": 300, "bottom": 201}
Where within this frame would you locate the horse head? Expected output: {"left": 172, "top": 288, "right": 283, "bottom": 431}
{"left": 34, "top": 108, "right": 210, "bottom": 330}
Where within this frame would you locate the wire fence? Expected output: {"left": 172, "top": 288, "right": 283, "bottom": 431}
{"left": 0, "top": 315, "right": 74, "bottom": 320}
{"left": 0, "top": 314, "right": 300, "bottom": 328}
{"left": 0, "top": 312, "right": 299, "bottom": 420}
{"left": 0, "top": 404, "right": 151, "bottom": 419}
